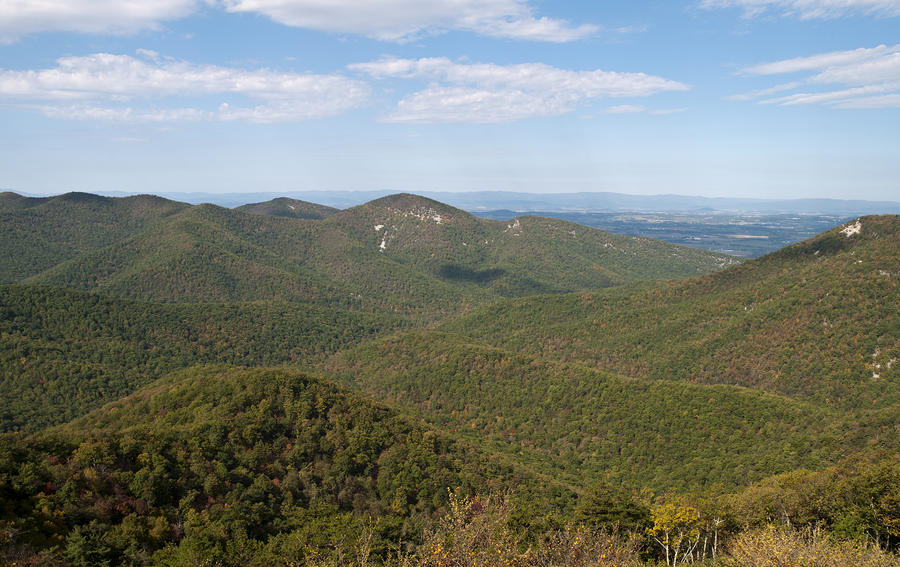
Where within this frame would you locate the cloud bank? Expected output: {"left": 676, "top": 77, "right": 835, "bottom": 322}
{"left": 0, "top": 51, "right": 370, "bottom": 122}
{"left": 700, "top": 0, "right": 900, "bottom": 19}
{"left": 222, "top": 0, "right": 597, "bottom": 42}
{"left": 0, "top": 0, "right": 199, "bottom": 43}
{"left": 731, "top": 44, "right": 900, "bottom": 109}
{"left": 350, "top": 57, "right": 689, "bottom": 123}
{"left": 0, "top": 0, "right": 595, "bottom": 43}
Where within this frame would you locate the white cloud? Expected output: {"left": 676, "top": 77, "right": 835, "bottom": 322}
{"left": 731, "top": 44, "right": 900, "bottom": 109}
{"left": 650, "top": 107, "right": 687, "bottom": 115}
{"left": 38, "top": 105, "right": 208, "bottom": 122}
{"left": 726, "top": 81, "right": 803, "bottom": 101}
{"left": 741, "top": 45, "right": 897, "bottom": 75}
{"left": 602, "top": 105, "right": 686, "bottom": 115}
{"left": 350, "top": 57, "right": 688, "bottom": 123}
{"left": 603, "top": 105, "right": 648, "bottom": 114}
{"left": 700, "top": 0, "right": 900, "bottom": 19}
{"left": 833, "top": 93, "right": 900, "bottom": 107}
{"left": 0, "top": 0, "right": 199, "bottom": 43}
{"left": 813, "top": 51, "right": 900, "bottom": 84}
{"left": 760, "top": 83, "right": 900, "bottom": 105}
{"left": 0, "top": 52, "right": 369, "bottom": 123}
{"left": 385, "top": 87, "right": 559, "bottom": 123}
{"left": 221, "top": 0, "right": 597, "bottom": 42}
{"left": 351, "top": 58, "right": 685, "bottom": 97}
{"left": 0, "top": 0, "right": 597, "bottom": 43}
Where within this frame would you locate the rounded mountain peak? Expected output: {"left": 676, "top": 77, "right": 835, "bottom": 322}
{"left": 336, "top": 193, "right": 477, "bottom": 228}
{"left": 366, "top": 193, "right": 465, "bottom": 218}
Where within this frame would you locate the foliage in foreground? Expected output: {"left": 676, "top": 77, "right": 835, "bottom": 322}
{"left": 1, "top": 373, "right": 897, "bottom": 566}
{"left": 723, "top": 526, "right": 899, "bottom": 567}
{"left": 396, "top": 492, "right": 644, "bottom": 567}
{"left": 308, "top": 493, "right": 900, "bottom": 567}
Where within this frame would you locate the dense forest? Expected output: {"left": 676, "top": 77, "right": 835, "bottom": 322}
{"left": 323, "top": 331, "right": 897, "bottom": 491}
{"left": 0, "top": 285, "right": 405, "bottom": 432}
{"left": 442, "top": 215, "right": 899, "bottom": 408}
{"left": 1, "top": 192, "right": 897, "bottom": 565}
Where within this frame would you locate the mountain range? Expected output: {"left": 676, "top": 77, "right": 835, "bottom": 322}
{"left": 0, "top": 190, "right": 897, "bottom": 566}
{"left": 3, "top": 191, "right": 735, "bottom": 312}
{"left": 54, "top": 189, "right": 900, "bottom": 215}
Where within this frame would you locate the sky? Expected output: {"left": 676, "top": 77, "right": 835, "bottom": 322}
{"left": 0, "top": 1, "right": 898, "bottom": 200}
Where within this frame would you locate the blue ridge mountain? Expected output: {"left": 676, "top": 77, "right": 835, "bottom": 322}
{"left": 7, "top": 192, "right": 736, "bottom": 313}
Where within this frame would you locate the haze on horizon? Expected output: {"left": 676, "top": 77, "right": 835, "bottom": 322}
{"left": 1, "top": 1, "right": 899, "bottom": 201}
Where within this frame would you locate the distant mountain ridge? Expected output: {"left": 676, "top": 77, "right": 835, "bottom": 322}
{"left": 0, "top": 191, "right": 188, "bottom": 283}
{"left": 3, "top": 191, "right": 736, "bottom": 313}
{"left": 27, "top": 188, "right": 899, "bottom": 215}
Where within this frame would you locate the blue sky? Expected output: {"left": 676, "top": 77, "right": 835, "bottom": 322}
{"left": 1, "top": 0, "right": 898, "bottom": 200}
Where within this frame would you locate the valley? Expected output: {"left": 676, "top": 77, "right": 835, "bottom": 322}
{"left": 474, "top": 210, "right": 852, "bottom": 257}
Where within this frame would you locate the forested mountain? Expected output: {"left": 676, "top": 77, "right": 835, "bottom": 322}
{"left": 442, "top": 215, "right": 900, "bottom": 409}
{"left": 8, "top": 192, "right": 736, "bottom": 314}
{"left": 0, "top": 192, "right": 734, "bottom": 431}
{"left": 329, "top": 194, "right": 736, "bottom": 296}
{"left": 323, "top": 331, "right": 895, "bottom": 492}
{"left": 236, "top": 197, "right": 340, "bottom": 219}
{"left": 0, "top": 192, "right": 188, "bottom": 283}
{"left": 1, "top": 193, "right": 898, "bottom": 565}
{"left": 0, "top": 285, "right": 405, "bottom": 432}
{"left": 23, "top": 204, "right": 362, "bottom": 306}
{"left": 0, "top": 366, "right": 571, "bottom": 566}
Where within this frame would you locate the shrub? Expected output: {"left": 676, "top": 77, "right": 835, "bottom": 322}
{"left": 722, "top": 525, "right": 899, "bottom": 567}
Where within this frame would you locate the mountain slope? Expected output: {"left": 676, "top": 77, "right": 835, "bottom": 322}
{"left": 0, "top": 365, "right": 571, "bottom": 565}
{"left": 23, "top": 202, "right": 494, "bottom": 311}
{"left": 321, "top": 331, "right": 896, "bottom": 492}
{"left": 328, "top": 193, "right": 737, "bottom": 296}
{"left": 440, "top": 215, "right": 900, "bottom": 409}
{"left": 0, "top": 192, "right": 188, "bottom": 283}
{"left": 24, "top": 204, "right": 347, "bottom": 303}
{"left": 0, "top": 285, "right": 406, "bottom": 432}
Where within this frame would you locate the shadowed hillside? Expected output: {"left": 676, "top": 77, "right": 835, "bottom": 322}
{"left": 0, "top": 285, "right": 406, "bottom": 432}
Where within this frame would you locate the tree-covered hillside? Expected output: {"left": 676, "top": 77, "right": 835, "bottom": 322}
{"left": 0, "top": 192, "right": 188, "bottom": 283}
{"left": 442, "top": 215, "right": 900, "bottom": 409}
{"left": 1, "top": 194, "right": 898, "bottom": 565}
{"left": 0, "top": 285, "right": 405, "bottom": 432}
{"left": 328, "top": 194, "right": 738, "bottom": 296}
{"left": 0, "top": 366, "right": 571, "bottom": 566}
{"left": 322, "top": 331, "right": 896, "bottom": 492}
